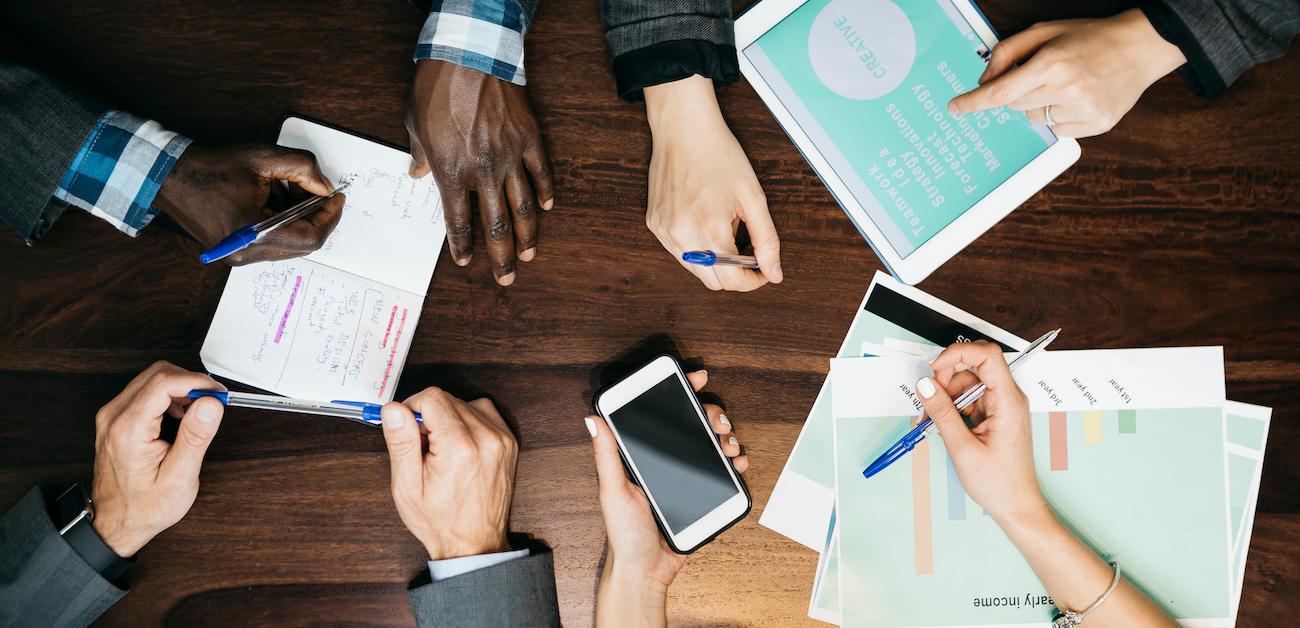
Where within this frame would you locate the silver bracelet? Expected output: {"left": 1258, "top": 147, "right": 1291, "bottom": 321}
{"left": 1052, "top": 562, "right": 1121, "bottom": 627}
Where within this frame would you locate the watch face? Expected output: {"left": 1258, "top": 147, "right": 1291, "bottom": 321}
{"left": 54, "top": 483, "right": 91, "bottom": 530}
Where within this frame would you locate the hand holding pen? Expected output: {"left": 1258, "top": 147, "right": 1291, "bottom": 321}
{"left": 200, "top": 182, "right": 350, "bottom": 264}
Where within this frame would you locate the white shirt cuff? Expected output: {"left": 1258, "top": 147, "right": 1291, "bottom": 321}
{"left": 427, "top": 548, "right": 530, "bottom": 581}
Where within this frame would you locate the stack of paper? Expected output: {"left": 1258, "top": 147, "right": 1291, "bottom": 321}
{"left": 761, "top": 272, "right": 1271, "bottom": 626}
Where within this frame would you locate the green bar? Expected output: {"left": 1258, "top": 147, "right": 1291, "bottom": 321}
{"left": 1118, "top": 409, "right": 1137, "bottom": 434}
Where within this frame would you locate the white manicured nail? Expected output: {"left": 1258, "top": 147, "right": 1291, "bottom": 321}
{"left": 728, "top": 436, "right": 739, "bottom": 447}
{"left": 584, "top": 417, "right": 598, "bottom": 438}
{"left": 916, "top": 377, "right": 937, "bottom": 399}
{"left": 719, "top": 414, "right": 731, "bottom": 428}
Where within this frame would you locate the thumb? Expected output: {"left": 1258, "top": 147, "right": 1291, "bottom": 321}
{"left": 740, "top": 193, "right": 782, "bottom": 284}
{"left": 915, "top": 377, "right": 979, "bottom": 457}
{"left": 160, "top": 397, "right": 224, "bottom": 482}
{"left": 585, "top": 416, "right": 630, "bottom": 497}
{"left": 381, "top": 402, "right": 424, "bottom": 494}
{"left": 252, "top": 147, "right": 334, "bottom": 197}
{"left": 407, "top": 132, "right": 432, "bottom": 179}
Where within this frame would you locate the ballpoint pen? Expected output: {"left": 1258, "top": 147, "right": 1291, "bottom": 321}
{"left": 681, "top": 250, "right": 760, "bottom": 269}
{"left": 862, "top": 328, "right": 1060, "bottom": 479}
{"left": 187, "top": 390, "right": 422, "bottom": 428}
{"left": 199, "top": 182, "right": 350, "bottom": 265}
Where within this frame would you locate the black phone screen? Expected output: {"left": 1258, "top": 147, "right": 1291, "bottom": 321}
{"left": 609, "top": 374, "right": 740, "bottom": 534}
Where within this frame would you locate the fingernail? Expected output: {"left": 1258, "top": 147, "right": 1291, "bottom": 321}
{"left": 917, "top": 377, "right": 937, "bottom": 399}
{"left": 381, "top": 405, "right": 407, "bottom": 429}
{"left": 497, "top": 272, "right": 516, "bottom": 286}
{"left": 194, "top": 401, "right": 220, "bottom": 423}
{"left": 584, "top": 417, "right": 598, "bottom": 438}
{"left": 520, "top": 248, "right": 536, "bottom": 262}
{"left": 719, "top": 414, "right": 731, "bottom": 428}
{"left": 542, "top": 198, "right": 554, "bottom": 211}
{"left": 728, "top": 436, "right": 739, "bottom": 447}
{"left": 947, "top": 101, "right": 959, "bottom": 114}
{"left": 455, "top": 256, "right": 471, "bottom": 267}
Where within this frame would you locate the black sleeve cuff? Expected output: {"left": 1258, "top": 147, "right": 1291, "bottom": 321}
{"left": 612, "top": 39, "right": 741, "bottom": 101}
{"left": 1138, "top": 0, "right": 1226, "bottom": 99}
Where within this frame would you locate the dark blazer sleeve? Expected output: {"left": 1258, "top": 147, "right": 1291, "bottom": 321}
{"left": 407, "top": 549, "right": 560, "bottom": 627}
{"left": 599, "top": 0, "right": 741, "bottom": 100}
{"left": 0, "top": 48, "right": 109, "bottom": 243}
{"left": 1139, "top": 0, "right": 1300, "bottom": 98}
{"left": 0, "top": 487, "right": 127, "bottom": 628}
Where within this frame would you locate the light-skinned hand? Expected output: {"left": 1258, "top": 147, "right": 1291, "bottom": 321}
{"left": 587, "top": 370, "right": 748, "bottom": 626}
{"left": 915, "top": 341, "right": 1046, "bottom": 524}
{"left": 155, "top": 144, "right": 345, "bottom": 265}
{"left": 947, "top": 9, "right": 1186, "bottom": 137}
{"left": 380, "top": 388, "right": 517, "bottom": 560}
{"left": 405, "top": 60, "right": 555, "bottom": 286}
{"left": 644, "top": 75, "right": 782, "bottom": 292}
{"left": 90, "top": 361, "right": 227, "bottom": 557}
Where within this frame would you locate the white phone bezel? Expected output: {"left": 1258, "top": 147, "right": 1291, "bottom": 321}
{"left": 595, "top": 356, "right": 750, "bottom": 551}
{"left": 735, "top": 0, "right": 1081, "bottom": 284}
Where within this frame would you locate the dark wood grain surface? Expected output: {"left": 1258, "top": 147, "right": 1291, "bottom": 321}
{"left": 1, "top": 0, "right": 1297, "bottom": 625}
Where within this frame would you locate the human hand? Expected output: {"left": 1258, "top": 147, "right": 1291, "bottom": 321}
{"left": 405, "top": 60, "right": 555, "bottom": 286}
{"left": 90, "top": 362, "right": 227, "bottom": 557}
{"left": 947, "top": 9, "right": 1186, "bottom": 137}
{"left": 155, "top": 144, "right": 345, "bottom": 265}
{"left": 587, "top": 370, "right": 748, "bottom": 624}
{"left": 915, "top": 341, "right": 1046, "bottom": 524}
{"left": 644, "top": 75, "right": 782, "bottom": 292}
{"left": 380, "top": 388, "right": 517, "bottom": 560}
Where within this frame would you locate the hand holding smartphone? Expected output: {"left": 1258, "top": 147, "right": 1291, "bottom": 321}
{"left": 594, "top": 356, "right": 752, "bottom": 553}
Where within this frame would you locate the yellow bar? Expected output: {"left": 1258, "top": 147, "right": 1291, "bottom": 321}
{"left": 1084, "top": 411, "right": 1103, "bottom": 444}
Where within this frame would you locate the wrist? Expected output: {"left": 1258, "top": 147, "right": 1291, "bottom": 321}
{"left": 423, "top": 533, "right": 511, "bottom": 561}
{"left": 1119, "top": 8, "right": 1186, "bottom": 82}
{"left": 90, "top": 517, "right": 148, "bottom": 558}
{"left": 990, "top": 498, "right": 1055, "bottom": 537}
{"left": 598, "top": 563, "right": 670, "bottom": 625}
{"left": 644, "top": 75, "right": 726, "bottom": 139}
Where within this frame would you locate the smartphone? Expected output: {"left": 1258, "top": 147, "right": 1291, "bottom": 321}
{"left": 594, "top": 355, "right": 752, "bottom": 553}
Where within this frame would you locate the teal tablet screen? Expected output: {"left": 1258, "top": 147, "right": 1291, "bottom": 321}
{"left": 743, "top": 0, "right": 1056, "bottom": 257}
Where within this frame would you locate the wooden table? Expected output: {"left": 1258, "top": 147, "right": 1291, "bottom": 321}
{"left": 2, "top": 0, "right": 1297, "bottom": 625}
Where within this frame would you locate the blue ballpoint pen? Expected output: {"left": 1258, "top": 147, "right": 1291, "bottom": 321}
{"left": 199, "top": 182, "right": 350, "bottom": 265}
{"left": 681, "top": 250, "right": 761, "bottom": 270}
{"left": 861, "top": 328, "right": 1060, "bottom": 479}
{"left": 188, "top": 390, "right": 422, "bottom": 428}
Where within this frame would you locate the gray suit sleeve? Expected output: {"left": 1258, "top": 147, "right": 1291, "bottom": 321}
{"left": 599, "top": 0, "right": 740, "bottom": 100}
{"left": 0, "top": 487, "right": 127, "bottom": 628}
{"left": 407, "top": 549, "right": 560, "bottom": 627}
{"left": 1140, "top": 0, "right": 1300, "bottom": 98}
{"left": 0, "top": 48, "right": 109, "bottom": 243}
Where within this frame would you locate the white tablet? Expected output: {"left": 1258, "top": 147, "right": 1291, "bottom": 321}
{"left": 736, "top": 0, "right": 1080, "bottom": 284}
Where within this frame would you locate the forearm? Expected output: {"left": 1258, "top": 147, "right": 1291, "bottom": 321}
{"left": 995, "top": 505, "right": 1175, "bottom": 626}
{"left": 595, "top": 564, "right": 669, "bottom": 628}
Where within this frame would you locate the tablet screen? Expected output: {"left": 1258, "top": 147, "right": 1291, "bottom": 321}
{"left": 742, "top": 0, "right": 1057, "bottom": 258}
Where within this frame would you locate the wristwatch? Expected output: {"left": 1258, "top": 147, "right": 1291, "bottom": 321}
{"left": 52, "top": 481, "right": 133, "bottom": 582}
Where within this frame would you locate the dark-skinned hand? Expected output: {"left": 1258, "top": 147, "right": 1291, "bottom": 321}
{"left": 154, "top": 144, "right": 345, "bottom": 266}
{"left": 405, "top": 59, "right": 555, "bottom": 286}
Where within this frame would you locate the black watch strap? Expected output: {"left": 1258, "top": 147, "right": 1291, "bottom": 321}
{"left": 52, "top": 482, "right": 134, "bottom": 582}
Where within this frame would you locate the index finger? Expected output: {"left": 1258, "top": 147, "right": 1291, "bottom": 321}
{"left": 119, "top": 368, "right": 223, "bottom": 441}
{"left": 928, "top": 341, "right": 1016, "bottom": 392}
{"left": 948, "top": 60, "right": 1049, "bottom": 115}
{"left": 251, "top": 147, "right": 333, "bottom": 197}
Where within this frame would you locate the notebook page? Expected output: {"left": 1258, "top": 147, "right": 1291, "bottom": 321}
{"left": 278, "top": 117, "right": 446, "bottom": 296}
{"left": 201, "top": 259, "right": 421, "bottom": 402}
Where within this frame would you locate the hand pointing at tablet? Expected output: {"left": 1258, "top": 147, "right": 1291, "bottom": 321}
{"left": 947, "top": 9, "right": 1185, "bottom": 138}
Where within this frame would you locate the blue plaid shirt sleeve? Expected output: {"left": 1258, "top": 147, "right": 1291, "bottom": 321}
{"left": 414, "top": 0, "right": 538, "bottom": 86}
{"left": 52, "top": 111, "right": 191, "bottom": 237}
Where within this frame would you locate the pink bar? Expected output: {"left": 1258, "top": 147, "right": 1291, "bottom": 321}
{"left": 912, "top": 439, "right": 933, "bottom": 574}
{"left": 273, "top": 275, "right": 303, "bottom": 344}
{"left": 1049, "top": 412, "right": 1069, "bottom": 471}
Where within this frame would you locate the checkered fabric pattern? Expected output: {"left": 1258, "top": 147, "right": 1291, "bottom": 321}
{"left": 414, "top": 0, "right": 536, "bottom": 85}
{"left": 53, "top": 111, "right": 191, "bottom": 237}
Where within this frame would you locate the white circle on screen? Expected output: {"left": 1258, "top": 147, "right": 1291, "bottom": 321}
{"left": 808, "top": 0, "right": 916, "bottom": 100}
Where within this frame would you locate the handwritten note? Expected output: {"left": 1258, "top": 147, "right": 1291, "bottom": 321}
{"left": 200, "top": 118, "right": 446, "bottom": 402}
